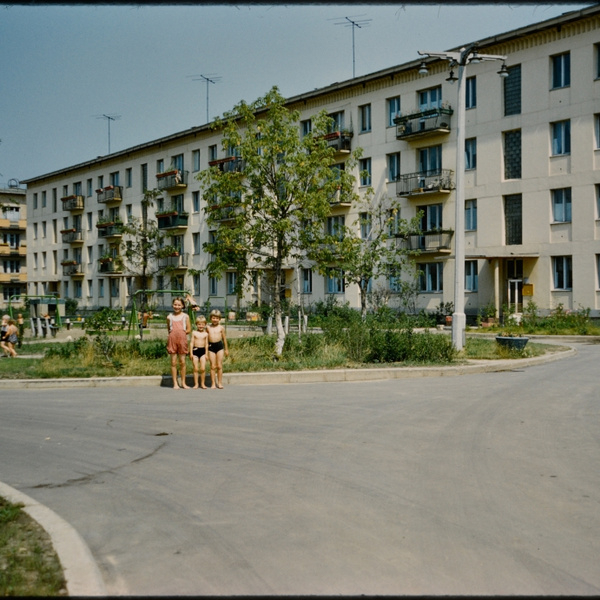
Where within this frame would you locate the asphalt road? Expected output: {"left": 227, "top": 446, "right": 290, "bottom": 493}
{"left": 1, "top": 342, "right": 599, "bottom": 595}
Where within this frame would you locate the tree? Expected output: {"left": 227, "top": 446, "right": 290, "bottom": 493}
{"left": 197, "top": 86, "right": 360, "bottom": 355}
{"left": 309, "top": 193, "right": 421, "bottom": 320}
{"left": 119, "top": 188, "right": 179, "bottom": 310}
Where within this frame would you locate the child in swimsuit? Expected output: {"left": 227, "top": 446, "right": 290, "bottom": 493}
{"left": 207, "top": 309, "right": 229, "bottom": 389}
{"left": 166, "top": 297, "right": 191, "bottom": 390}
{"left": 190, "top": 316, "right": 209, "bottom": 389}
{"left": 1, "top": 316, "right": 18, "bottom": 358}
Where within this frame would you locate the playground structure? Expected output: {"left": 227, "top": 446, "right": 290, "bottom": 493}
{"left": 8, "top": 294, "right": 65, "bottom": 338}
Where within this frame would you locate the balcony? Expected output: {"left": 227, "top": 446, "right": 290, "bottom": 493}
{"left": 0, "top": 217, "right": 26, "bottom": 231}
{"left": 209, "top": 203, "right": 244, "bottom": 222}
{"left": 158, "top": 252, "right": 189, "bottom": 270}
{"left": 96, "top": 221, "right": 124, "bottom": 239}
{"left": 60, "top": 228, "right": 84, "bottom": 244}
{"left": 329, "top": 188, "right": 352, "bottom": 207}
{"left": 98, "top": 258, "right": 123, "bottom": 274}
{"left": 61, "top": 195, "right": 85, "bottom": 211}
{"left": 61, "top": 261, "right": 84, "bottom": 277}
{"left": 396, "top": 230, "right": 454, "bottom": 254}
{"left": 0, "top": 243, "right": 26, "bottom": 257}
{"left": 208, "top": 156, "right": 245, "bottom": 173}
{"left": 394, "top": 107, "right": 453, "bottom": 141}
{"left": 0, "top": 272, "right": 26, "bottom": 284}
{"left": 156, "top": 211, "right": 189, "bottom": 230}
{"left": 96, "top": 185, "right": 123, "bottom": 204}
{"left": 396, "top": 169, "right": 454, "bottom": 198}
{"left": 156, "top": 170, "right": 189, "bottom": 191}
{"left": 322, "top": 130, "right": 353, "bottom": 155}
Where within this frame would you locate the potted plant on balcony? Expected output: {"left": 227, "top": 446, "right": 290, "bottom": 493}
{"left": 98, "top": 253, "right": 113, "bottom": 264}
{"left": 60, "top": 259, "right": 77, "bottom": 266}
{"left": 156, "top": 208, "right": 177, "bottom": 217}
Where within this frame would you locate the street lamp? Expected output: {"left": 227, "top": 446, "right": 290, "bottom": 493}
{"left": 417, "top": 44, "right": 508, "bottom": 351}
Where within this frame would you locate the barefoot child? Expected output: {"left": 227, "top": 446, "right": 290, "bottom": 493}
{"left": 190, "top": 316, "right": 209, "bottom": 389}
{"left": 1, "top": 316, "right": 18, "bottom": 358}
{"left": 166, "top": 297, "right": 191, "bottom": 390}
{"left": 207, "top": 309, "right": 229, "bottom": 389}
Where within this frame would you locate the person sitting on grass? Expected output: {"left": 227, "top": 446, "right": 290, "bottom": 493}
{"left": 166, "top": 297, "right": 191, "bottom": 390}
{"left": 189, "top": 316, "right": 209, "bottom": 389}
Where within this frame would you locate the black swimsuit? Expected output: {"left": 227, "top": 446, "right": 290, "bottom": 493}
{"left": 192, "top": 347, "right": 206, "bottom": 358}
{"left": 208, "top": 340, "right": 224, "bottom": 353}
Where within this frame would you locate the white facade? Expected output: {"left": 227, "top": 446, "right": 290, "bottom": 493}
{"left": 23, "top": 6, "right": 600, "bottom": 317}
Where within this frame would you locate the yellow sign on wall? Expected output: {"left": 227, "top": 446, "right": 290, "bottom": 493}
{"left": 522, "top": 283, "right": 534, "bottom": 296}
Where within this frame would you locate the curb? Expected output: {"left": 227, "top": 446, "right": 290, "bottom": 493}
{"left": 0, "top": 482, "right": 107, "bottom": 597}
{"left": 0, "top": 345, "right": 577, "bottom": 389}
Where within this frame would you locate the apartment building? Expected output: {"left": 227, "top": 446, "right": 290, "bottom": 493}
{"left": 0, "top": 185, "right": 27, "bottom": 309}
{"left": 23, "top": 5, "right": 600, "bottom": 317}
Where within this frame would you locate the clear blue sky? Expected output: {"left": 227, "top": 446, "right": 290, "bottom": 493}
{"left": 0, "top": 2, "right": 592, "bottom": 185}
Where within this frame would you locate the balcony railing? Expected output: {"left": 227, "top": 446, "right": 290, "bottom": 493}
{"left": 61, "top": 195, "right": 85, "bottom": 211}
{"left": 329, "top": 188, "right": 352, "bottom": 207}
{"left": 396, "top": 230, "right": 454, "bottom": 254}
{"left": 322, "top": 130, "right": 353, "bottom": 154}
{"left": 61, "top": 262, "right": 84, "bottom": 277}
{"left": 156, "top": 211, "right": 189, "bottom": 230}
{"left": 98, "top": 259, "right": 123, "bottom": 274}
{"left": 156, "top": 170, "right": 189, "bottom": 191}
{"left": 0, "top": 243, "right": 26, "bottom": 257}
{"left": 60, "top": 229, "right": 84, "bottom": 244}
{"left": 0, "top": 272, "right": 26, "bottom": 284}
{"left": 210, "top": 203, "right": 244, "bottom": 222}
{"left": 208, "top": 156, "right": 245, "bottom": 173}
{"left": 396, "top": 169, "right": 455, "bottom": 197}
{"left": 394, "top": 107, "right": 453, "bottom": 140}
{"left": 96, "top": 222, "right": 124, "bottom": 239}
{"left": 158, "top": 252, "right": 189, "bottom": 270}
{"left": 96, "top": 186, "right": 123, "bottom": 203}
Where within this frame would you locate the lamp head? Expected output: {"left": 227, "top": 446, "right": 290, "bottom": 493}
{"left": 497, "top": 63, "right": 509, "bottom": 78}
{"left": 418, "top": 61, "right": 429, "bottom": 75}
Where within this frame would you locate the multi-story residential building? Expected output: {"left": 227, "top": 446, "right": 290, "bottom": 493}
{"left": 22, "top": 5, "right": 600, "bottom": 318}
{"left": 0, "top": 185, "right": 27, "bottom": 309}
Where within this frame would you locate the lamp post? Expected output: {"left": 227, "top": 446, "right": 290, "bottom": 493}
{"left": 417, "top": 45, "right": 508, "bottom": 350}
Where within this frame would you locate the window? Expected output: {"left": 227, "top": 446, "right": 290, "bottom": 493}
{"left": 193, "top": 232, "right": 200, "bottom": 254}
{"left": 503, "top": 64, "right": 521, "bottom": 116}
{"left": 209, "top": 145, "right": 218, "bottom": 161}
{"left": 75, "top": 280, "right": 83, "bottom": 299}
{"left": 552, "top": 188, "right": 572, "bottom": 223}
{"left": 87, "top": 179, "right": 93, "bottom": 196}
{"left": 156, "top": 159, "right": 164, "bottom": 174}
{"left": 596, "top": 44, "right": 600, "bottom": 79}
{"left": 192, "top": 191, "right": 200, "bottom": 212}
{"left": 192, "top": 149, "right": 201, "bottom": 172}
{"left": 389, "top": 269, "right": 401, "bottom": 292}
{"left": 551, "top": 120, "right": 571, "bottom": 156}
{"left": 389, "top": 209, "right": 401, "bottom": 236}
{"left": 98, "top": 279, "right": 104, "bottom": 298}
{"left": 553, "top": 256, "right": 572, "bottom": 289}
{"left": 209, "top": 276, "right": 218, "bottom": 296}
{"left": 326, "top": 271, "right": 345, "bottom": 294}
{"left": 33, "top": 193, "right": 38, "bottom": 210}
{"left": 419, "top": 145, "right": 442, "bottom": 175}
{"left": 387, "top": 152, "right": 400, "bottom": 182}
{"left": 193, "top": 273, "right": 201, "bottom": 296}
{"left": 41, "top": 222, "right": 47, "bottom": 238}
{"left": 126, "top": 168, "right": 132, "bottom": 187}
{"left": 503, "top": 129, "right": 522, "bottom": 179}
{"left": 110, "top": 172, "right": 120, "bottom": 186}
{"left": 326, "top": 215, "right": 345, "bottom": 240}
{"left": 301, "top": 119, "right": 312, "bottom": 137}
{"left": 465, "top": 138, "right": 477, "bottom": 170}
{"left": 95, "top": 178, "right": 102, "bottom": 192}
{"left": 418, "top": 262, "right": 443, "bottom": 292}
{"left": 86, "top": 213, "right": 92, "bottom": 230}
{"left": 465, "top": 199, "right": 477, "bottom": 231}
{"left": 596, "top": 185, "right": 600, "bottom": 219}
{"left": 226, "top": 272, "right": 237, "bottom": 295}
{"left": 126, "top": 204, "right": 132, "bottom": 222}
{"left": 418, "top": 203, "right": 442, "bottom": 231}
{"left": 172, "top": 154, "right": 184, "bottom": 172}
{"left": 359, "top": 157, "right": 372, "bottom": 186}
{"left": 359, "top": 104, "right": 371, "bottom": 133}
{"left": 360, "top": 212, "right": 372, "bottom": 240}
{"left": 52, "top": 188, "right": 57, "bottom": 212}
{"left": 387, "top": 96, "right": 401, "bottom": 127}
{"left": 41, "top": 191, "right": 46, "bottom": 208}
{"left": 551, "top": 52, "right": 570, "bottom": 89}
{"left": 141, "top": 163, "right": 148, "bottom": 191}
{"left": 419, "top": 86, "right": 442, "bottom": 110}
{"left": 595, "top": 115, "right": 600, "bottom": 150}
{"left": 504, "top": 194, "right": 523, "bottom": 245}
{"left": 465, "top": 260, "right": 478, "bottom": 292}
{"left": 302, "top": 268, "right": 313, "bottom": 294}
{"left": 87, "top": 246, "right": 93, "bottom": 264}
{"left": 466, "top": 76, "right": 476, "bottom": 109}
{"left": 328, "top": 111, "right": 344, "bottom": 133}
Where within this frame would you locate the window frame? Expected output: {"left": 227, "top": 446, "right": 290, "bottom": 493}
{"left": 551, "top": 188, "right": 572, "bottom": 223}
{"left": 359, "top": 104, "right": 372, "bottom": 133}
{"left": 387, "top": 96, "right": 401, "bottom": 127}
{"left": 551, "top": 120, "right": 571, "bottom": 156}
{"left": 465, "top": 199, "right": 477, "bottom": 231}
{"left": 551, "top": 52, "right": 571, "bottom": 89}
{"left": 552, "top": 255, "right": 573, "bottom": 290}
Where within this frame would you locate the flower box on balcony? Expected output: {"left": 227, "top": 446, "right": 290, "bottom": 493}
{"left": 61, "top": 260, "right": 77, "bottom": 266}
{"left": 156, "top": 170, "right": 179, "bottom": 179}
{"left": 99, "top": 257, "right": 113, "bottom": 264}
{"left": 60, "top": 228, "right": 76, "bottom": 234}
{"left": 96, "top": 221, "right": 114, "bottom": 228}
{"left": 156, "top": 211, "right": 177, "bottom": 218}
{"left": 61, "top": 195, "right": 77, "bottom": 201}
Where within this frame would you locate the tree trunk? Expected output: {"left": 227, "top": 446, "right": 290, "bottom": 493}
{"left": 360, "top": 281, "right": 368, "bottom": 321}
{"left": 273, "top": 268, "right": 286, "bottom": 356}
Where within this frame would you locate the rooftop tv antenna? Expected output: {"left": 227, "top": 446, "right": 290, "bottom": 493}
{"left": 188, "top": 73, "right": 222, "bottom": 124}
{"left": 331, "top": 14, "right": 372, "bottom": 78}
{"left": 95, "top": 114, "right": 121, "bottom": 154}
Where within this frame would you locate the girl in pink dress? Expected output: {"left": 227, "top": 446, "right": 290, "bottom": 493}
{"left": 166, "top": 297, "right": 191, "bottom": 389}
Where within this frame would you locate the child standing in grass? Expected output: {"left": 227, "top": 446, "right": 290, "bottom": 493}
{"left": 190, "top": 316, "right": 209, "bottom": 389}
{"left": 166, "top": 297, "right": 191, "bottom": 390}
{"left": 1, "top": 318, "right": 18, "bottom": 358}
{"left": 207, "top": 309, "right": 229, "bottom": 389}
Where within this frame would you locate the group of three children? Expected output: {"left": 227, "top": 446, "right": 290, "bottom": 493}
{"left": 166, "top": 296, "right": 229, "bottom": 390}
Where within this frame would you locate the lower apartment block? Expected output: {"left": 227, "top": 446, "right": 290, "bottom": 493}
{"left": 22, "top": 5, "right": 600, "bottom": 318}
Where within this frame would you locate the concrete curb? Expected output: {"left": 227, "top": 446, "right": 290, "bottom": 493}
{"left": 0, "top": 345, "right": 577, "bottom": 389}
{"left": 0, "top": 481, "right": 107, "bottom": 597}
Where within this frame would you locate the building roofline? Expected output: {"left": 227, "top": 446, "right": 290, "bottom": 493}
{"left": 22, "top": 2, "right": 600, "bottom": 186}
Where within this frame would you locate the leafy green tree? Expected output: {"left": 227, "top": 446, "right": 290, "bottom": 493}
{"left": 119, "top": 188, "right": 179, "bottom": 310}
{"left": 310, "top": 192, "right": 421, "bottom": 319}
{"left": 197, "top": 86, "right": 360, "bottom": 355}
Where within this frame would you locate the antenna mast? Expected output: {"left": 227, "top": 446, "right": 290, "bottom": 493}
{"left": 95, "top": 114, "right": 121, "bottom": 154}
{"left": 189, "top": 73, "right": 222, "bottom": 124}
{"left": 331, "top": 15, "right": 372, "bottom": 78}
